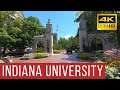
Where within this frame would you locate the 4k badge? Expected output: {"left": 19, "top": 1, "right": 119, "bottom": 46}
{"left": 97, "top": 14, "right": 117, "bottom": 30}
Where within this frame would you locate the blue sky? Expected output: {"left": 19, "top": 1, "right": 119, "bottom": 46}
{"left": 23, "top": 11, "right": 79, "bottom": 40}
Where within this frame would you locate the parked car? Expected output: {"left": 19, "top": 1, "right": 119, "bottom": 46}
{"left": 66, "top": 47, "right": 72, "bottom": 54}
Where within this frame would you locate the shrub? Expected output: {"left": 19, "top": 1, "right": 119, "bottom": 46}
{"left": 23, "top": 53, "right": 35, "bottom": 58}
{"left": 0, "top": 52, "right": 9, "bottom": 57}
{"left": 0, "top": 59, "right": 4, "bottom": 63}
{"left": 103, "top": 55, "right": 120, "bottom": 67}
{"left": 53, "top": 50, "right": 61, "bottom": 54}
{"left": 95, "top": 53, "right": 104, "bottom": 58}
{"left": 34, "top": 52, "right": 48, "bottom": 59}
{"left": 104, "top": 59, "right": 113, "bottom": 65}
{"left": 104, "top": 50, "right": 114, "bottom": 56}
{"left": 79, "top": 53, "right": 93, "bottom": 59}
{"left": 75, "top": 49, "right": 80, "bottom": 53}
{"left": 37, "top": 47, "right": 44, "bottom": 53}
{"left": 114, "top": 76, "right": 120, "bottom": 79}
{"left": 108, "top": 55, "right": 120, "bottom": 60}
{"left": 60, "top": 50, "right": 65, "bottom": 52}
{"left": 108, "top": 60, "right": 120, "bottom": 67}
{"left": 106, "top": 66, "right": 120, "bottom": 79}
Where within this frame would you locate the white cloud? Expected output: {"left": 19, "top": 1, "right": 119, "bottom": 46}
{"left": 64, "top": 34, "right": 72, "bottom": 39}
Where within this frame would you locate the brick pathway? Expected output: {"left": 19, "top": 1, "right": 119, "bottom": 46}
{"left": 11, "top": 52, "right": 92, "bottom": 63}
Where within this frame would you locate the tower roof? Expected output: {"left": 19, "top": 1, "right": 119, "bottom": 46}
{"left": 47, "top": 19, "right": 51, "bottom": 24}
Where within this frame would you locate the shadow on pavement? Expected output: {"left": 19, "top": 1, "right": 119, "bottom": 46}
{"left": 61, "top": 52, "right": 93, "bottom": 63}
{"left": 62, "top": 52, "right": 81, "bottom": 62}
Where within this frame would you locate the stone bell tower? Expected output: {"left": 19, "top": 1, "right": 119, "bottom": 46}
{"left": 79, "top": 16, "right": 88, "bottom": 52}
{"left": 45, "top": 19, "right": 53, "bottom": 55}
{"left": 32, "top": 19, "right": 53, "bottom": 55}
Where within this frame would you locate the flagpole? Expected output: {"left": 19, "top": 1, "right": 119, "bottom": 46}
{"left": 56, "top": 25, "right": 58, "bottom": 49}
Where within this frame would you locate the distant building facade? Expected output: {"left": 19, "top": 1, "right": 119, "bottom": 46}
{"left": 10, "top": 11, "right": 24, "bottom": 20}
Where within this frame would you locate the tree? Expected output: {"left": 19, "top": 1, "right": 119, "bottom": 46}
{"left": 0, "top": 28, "right": 15, "bottom": 53}
{"left": 0, "top": 11, "right": 16, "bottom": 54}
{"left": 5, "top": 17, "right": 32, "bottom": 50}
{"left": 53, "top": 33, "right": 57, "bottom": 43}
{"left": 53, "top": 33, "right": 58, "bottom": 49}
{"left": 0, "top": 11, "right": 46, "bottom": 55}
{"left": 10, "top": 16, "right": 46, "bottom": 50}
{"left": 57, "top": 38, "right": 68, "bottom": 50}
{"left": 66, "top": 36, "right": 79, "bottom": 50}
{"left": 91, "top": 38, "right": 103, "bottom": 51}
{"left": 0, "top": 11, "right": 15, "bottom": 28}
{"left": 57, "top": 36, "right": 79, "bottom": 51}
{"left": 24, "top": 16, "right": 46, "bottom": 38}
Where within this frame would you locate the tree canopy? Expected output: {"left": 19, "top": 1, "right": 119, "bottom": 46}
{"left": 0, "top": 11, "right": 46, "bottom": 54}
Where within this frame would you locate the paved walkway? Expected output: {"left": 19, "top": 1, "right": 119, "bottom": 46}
{"left": 11, "top": 52, "right": 92, "bottom": 63}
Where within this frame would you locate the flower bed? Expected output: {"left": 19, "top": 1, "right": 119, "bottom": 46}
{"left": 104, "top": 55, "right": 120, "bottom": 67}
{"left": 102, "top": 55, "right": 120, "bottom": 79}
{"left": 20, "top": 53, "right": 35, "bottom": 60}
{"left": 20, "top": 53, "right": 49, "bottom": 60}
